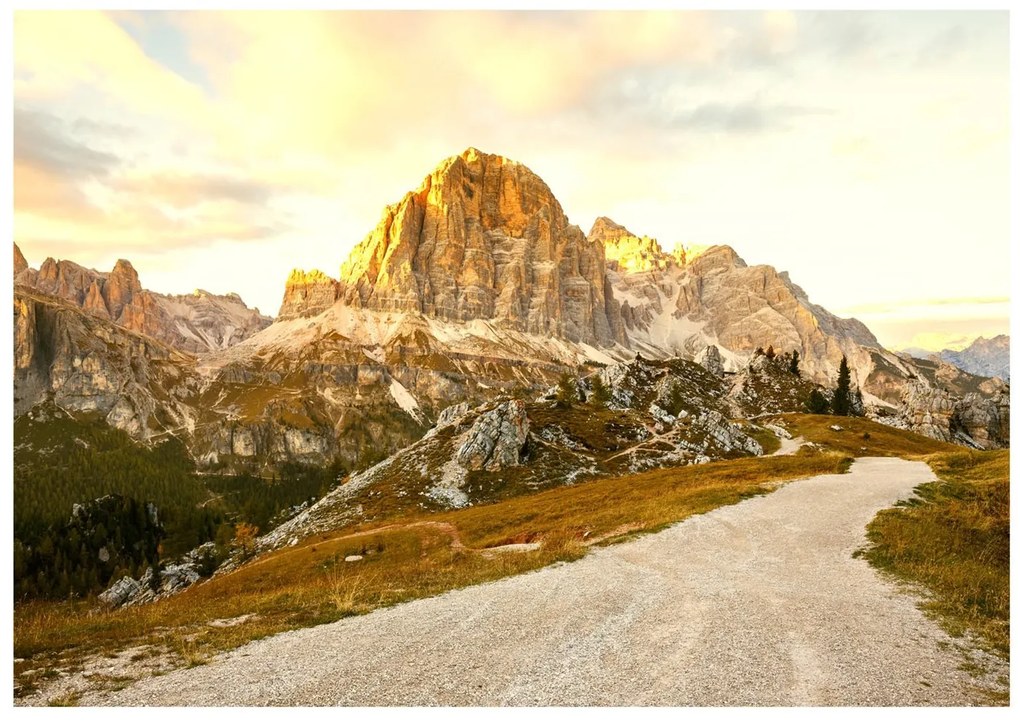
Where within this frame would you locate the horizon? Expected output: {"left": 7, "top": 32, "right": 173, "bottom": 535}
{"left": 13, "top": 10, "right": 1010, "bottom": 351}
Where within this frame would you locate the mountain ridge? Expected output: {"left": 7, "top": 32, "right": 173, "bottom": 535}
{"left": 11, "top": 147, "right": 1010, "bottom": 471}
{"left": 14, "top": 246, "right": 272, "bottom": 354}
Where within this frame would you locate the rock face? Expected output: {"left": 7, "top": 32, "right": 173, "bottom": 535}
{"left": 953, "top": 390, "right": 1009, "bottom": 449}
{"left": 14, "top": 242, "right": 28, "bottom": 275}
{"left": 338, "top": 148, "right": 626, "bottom": 346}
{"left": 898, "top": 380, "right": 957, "bottom": 443}
{"left": 937, "top": 335, "right": 1010, "bottom": 382}
{"left": 696, "top": 345, "right": 725, "bottom": 377}
{"left": 14, "top": 244, "right": 271, "bottom": 354}
{"left": 14, "top": 288, "right": 199, "bottom": 437}
{"left": 455, "top": 400, "right": 530, "bottom": 471}
{"left": 277, "top": 269, "right": 341, "bottom": 320}
{"left": 589, "top": 217, "right": 673, "bottom": 273}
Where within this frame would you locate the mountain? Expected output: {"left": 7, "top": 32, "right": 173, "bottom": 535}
{"left": 14, "top": 246, "right": 271, "bottom": 354}
{"left": 938, "top": 336, "right": 1009, "bottom": 382}
{"left": 14, "top": 288, "right": 199, "bottom": 435}
{"left": 336, "top": 147, "right": 626, "bottom": 346}
{"left": 11, "top": 148, "right": 1010, "bottom": 473}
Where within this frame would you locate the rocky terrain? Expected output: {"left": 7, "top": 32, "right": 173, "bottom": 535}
{"left": 253, "top": 350, "right": 818, "bottom": 553}
{"left": 11, "top": 147, "right": 1010, "bottom": 474}
{"left": 14, "top": 244, "right": 271, "bottom": 354}
{"left": 916, "top": 335, "right": 1010, "bottom": 382}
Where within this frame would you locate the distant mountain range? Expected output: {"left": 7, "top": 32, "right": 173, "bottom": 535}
{"left": 903, "top": 335, "right": 1009, "bottom": 382}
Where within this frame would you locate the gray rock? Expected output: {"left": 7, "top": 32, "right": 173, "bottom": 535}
{"left": 696, "top": 345, "right": 725, "bottom": 377}
{"left": 455, "top": 400, "right": 530, "bottom": 471}
{"left": 98, "top": 576, "right": 141, "bottom": 609}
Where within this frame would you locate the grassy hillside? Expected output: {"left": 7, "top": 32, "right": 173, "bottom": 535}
{"left": 15, "top": 449, "right": 851, "bottom": 696}
{"left": 772, "top": 413, "right": 958, "bottom": 458}
{"left": 861, "top": 449, "right": 1009, "bottom": 658}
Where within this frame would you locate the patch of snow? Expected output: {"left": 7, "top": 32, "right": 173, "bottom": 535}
{"left": 388, "top": 378, "right": 420, "bottom": 417}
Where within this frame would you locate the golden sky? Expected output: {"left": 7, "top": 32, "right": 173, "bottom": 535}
{"left": 12, "top": 9, "right": 1011, "bottom": 351}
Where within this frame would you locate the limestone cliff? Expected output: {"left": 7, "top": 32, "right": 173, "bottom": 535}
{"left": 14, "top": 245, "right": 271, "bottom": 354}
{"left": 277, "top": 269, "right": 340, "bottom": 320}
{"left": 589, "top": 217, "right": 673, "bottom": 273}
{"left": 14, "top": 288, "right": 199, "bottom": 437}
{"left": 337, "top": 148, "right": 626, "bottom": 346}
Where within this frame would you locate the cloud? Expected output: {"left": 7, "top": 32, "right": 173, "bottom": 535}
{"left": 670, "top": 100, "right": 830, "bottom": 133}
{"left": 14, "top": 106, "right": 121, "bottom": 180}
{"left": 114, "top": 171, "right": 276, "bottom": 208}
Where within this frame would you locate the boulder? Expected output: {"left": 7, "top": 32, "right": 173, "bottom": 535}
{"left": 455, "top": 400, "right": 530, "bottom": 471}
{"left": 696, "top": 345, "right": 725, "bottom": 377}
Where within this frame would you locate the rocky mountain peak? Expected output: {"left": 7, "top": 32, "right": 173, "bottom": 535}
{"left": 687, "top": 245, "right": 747, "bottom": 274}
{"left": 14, "top": 243, "right": 28, "bottom": 276}
{"left": 336, "top": 148, "right": 625, "bottom": 346}
{"left": 588, "top": 217, "right": 673, "bottom": 273}
{"left": 278, "top": 268, "right": 340, "bottom": 320}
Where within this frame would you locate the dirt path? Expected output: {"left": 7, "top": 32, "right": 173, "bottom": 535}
{"left": 773, "top": 435, "right": 805, "bottom": 456}
{"left": 86, "top": 457, "right": 1004, "bottom": 706}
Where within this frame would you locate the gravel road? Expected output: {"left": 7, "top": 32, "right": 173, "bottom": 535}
{"left": 87, "top": 457, "right": 1000, "bottom": 706}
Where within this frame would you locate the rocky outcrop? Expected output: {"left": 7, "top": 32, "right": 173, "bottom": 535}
{"left": 14, "top": 250, "right": 270, "bottom": 354}
{"left": 13, "top": 242, "right": 28, "bottom": 275}
{"left": 337, "top": 148, "right": 626, "bottom": 347}
{"left": 953, "top": 390, "right": 1009, "bottom": 449}
{"left": 455, "top": 400, "right": 530, "bottom": 471}
{"left": 696, "top": 345, "right": 724, "bottom": 377}
{"left": 13, "top": 288, "right": 199, "bottom": 438}
{"left": 277, "top": 269, "right": 340, "bottom": 320}
{"left": 589, "top": 217, "right": 673, "bottom": 273}
{"left": 898, "top": 380, "right": 957, "bottom": 443}
{"left": 99, "top": 542, "right": 217, "bottom": 609}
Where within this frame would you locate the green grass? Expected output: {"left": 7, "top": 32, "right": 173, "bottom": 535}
{"left": 861, "top": 449, "right": 1009, "bottom": 658}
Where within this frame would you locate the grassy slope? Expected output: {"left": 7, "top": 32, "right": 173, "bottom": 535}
{"left": 14, "top": 412, "right": 1003, "bottom": 699}
{"left": 861, "top": 449, "right": 1010, "bottom": 658}
{"left": 15, "top": 450, "right": 851, "bottom": 685}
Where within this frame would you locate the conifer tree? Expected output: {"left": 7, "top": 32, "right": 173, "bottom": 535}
{"left": 831, "top": 355, "right": 852, "bottom": 416}
{"left": 556, "top": 373, "right": 577, "bottom": 407}
{"left": 789, "top": 349, "right": 800, "bottom": 377}
{"left": 589, "top": 374, "right": 610, "bottom": 408}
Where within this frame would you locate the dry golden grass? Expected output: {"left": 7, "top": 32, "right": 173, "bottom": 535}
{"left": 862, "top": 449, "right": 1009, "bottom": 658}
{"left": 775, "top": 413, "right": 958, "bottom": 458}
{"left": 14, "top": 448, "right": 849, "bottom": 682}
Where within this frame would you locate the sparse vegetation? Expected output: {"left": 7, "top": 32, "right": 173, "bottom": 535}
{"left": 861, "top": 450, "right": 1009, "bottom": 658}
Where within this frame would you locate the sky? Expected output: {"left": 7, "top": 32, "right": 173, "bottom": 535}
{"left": 11, "top": 9, "right": 1011, "bottom": 351}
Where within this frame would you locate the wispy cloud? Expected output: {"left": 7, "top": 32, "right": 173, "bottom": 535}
{"left": 14, "top": 107, "right": 121, "bottom": 180}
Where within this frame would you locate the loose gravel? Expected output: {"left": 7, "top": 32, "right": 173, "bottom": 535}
{"left": 85, "top": 457, "right": 1005, "bottom": 706}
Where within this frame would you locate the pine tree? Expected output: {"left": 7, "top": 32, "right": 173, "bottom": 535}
{"left": 556, "top": 373, "right": 577, "bottom": 407}
{"left": 589, "top": 374, "right": 610, "bottom": 408}
{"left": 765, "top": 345, "right": 776, "bottom": 360}
{"left": 831, "top": 355, "right": 852, "bottom": 416}
{"left": 806, "top": 389, "right": 829, "bottom": 414}
{"left": 789, "top": 349, "right": 800, "bottom": 377}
